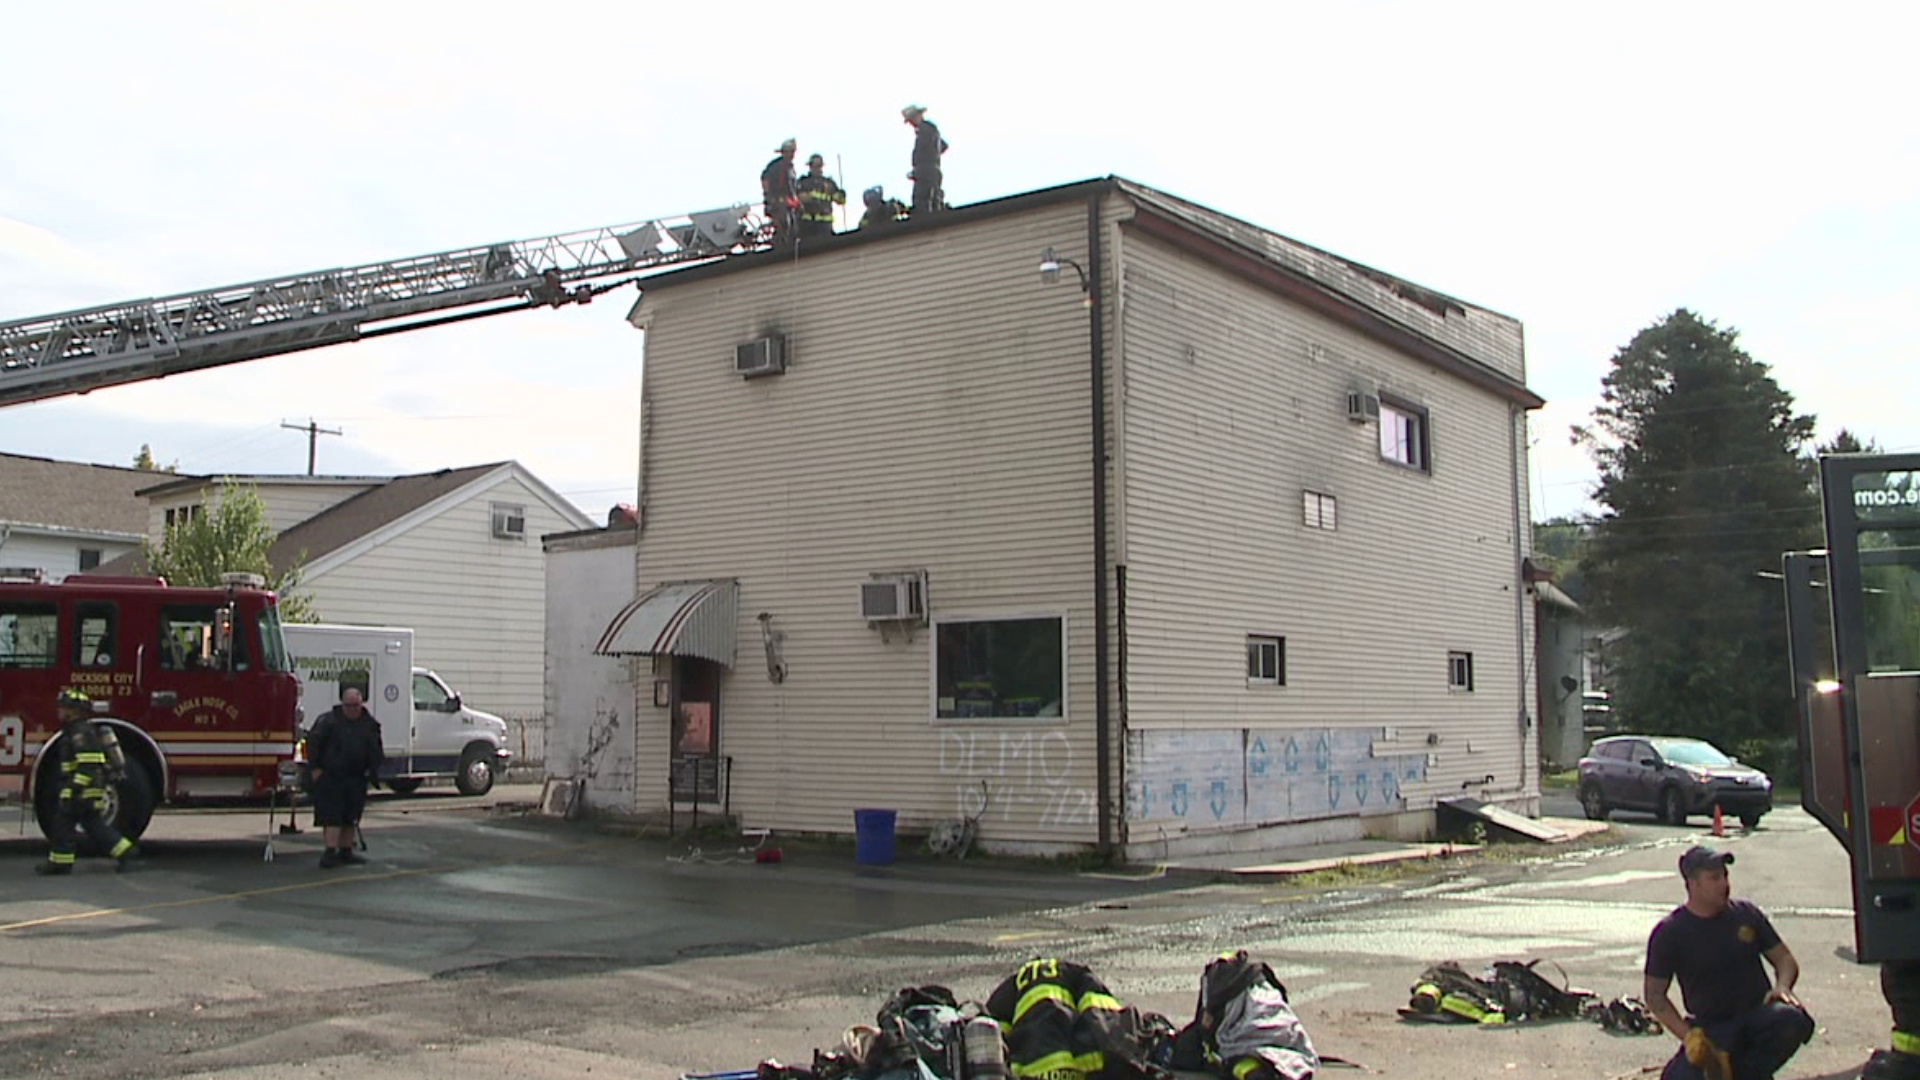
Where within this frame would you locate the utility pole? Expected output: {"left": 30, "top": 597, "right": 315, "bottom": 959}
{"left": 281, "top": 418, "right": 342, "bottom": 476}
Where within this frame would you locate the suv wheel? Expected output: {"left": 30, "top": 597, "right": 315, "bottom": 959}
{"left": 1660, "top": 786, "right": 1687, "bottom": 826}
{"left": 1580, "top": 783, "right": 1610, "bottom": 821}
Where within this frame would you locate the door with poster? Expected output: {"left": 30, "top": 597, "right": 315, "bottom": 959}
{"left": 669, "top": 657, "right": 721, "bottom": 802}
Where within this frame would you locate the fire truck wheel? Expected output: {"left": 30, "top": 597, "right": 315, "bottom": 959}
{"left": 34, "top": 762, "right": 156, "bottom": 850}
{"left": 383, "top": 778, "right": 423, "bottom": 796}
{"left": 455, "top": 747, "right": 496, "bottom": 797}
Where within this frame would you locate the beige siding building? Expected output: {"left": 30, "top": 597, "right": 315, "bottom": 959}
{"left": 605, "top": 178, "right": 1542, "bottom": 858}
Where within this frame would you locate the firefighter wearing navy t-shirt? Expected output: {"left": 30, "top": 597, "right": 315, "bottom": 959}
{"left": 36, "top": 688, "right": 139, "bottom": 875}
{"left": 1643, "top": 845, "right": 1814, "bottom": 1080}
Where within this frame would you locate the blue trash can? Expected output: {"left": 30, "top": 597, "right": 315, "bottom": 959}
{"left": 853, "top": 808, "right": 897, "bottom": 866}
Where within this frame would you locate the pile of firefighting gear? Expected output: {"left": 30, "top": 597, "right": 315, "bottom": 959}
{"left": 1401, "top": 960, "right": 1661, "bottom": 1034}
{"left": 726, "top": 951, "right": 1319, "bottom": 1080}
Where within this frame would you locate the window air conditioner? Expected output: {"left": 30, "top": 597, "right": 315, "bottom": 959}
{"left": 734, "top": 335, "right": 786, "bottom": 378}
{"left": 491, "top": 505, "right": 526, "bottom": 539}
{"left": 1345, "top": 389, "right": 1381, "bottom": 424}
{"left": 859, "top": 572, "right": 927, "bottom": 623}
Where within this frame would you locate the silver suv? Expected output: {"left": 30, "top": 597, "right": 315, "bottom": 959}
{"left": 1577, "top": 735, "right": 1772, "bottom": 828}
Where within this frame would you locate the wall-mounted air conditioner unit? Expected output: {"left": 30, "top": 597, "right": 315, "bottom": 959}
{"left": 859, "top": 571, "right": 928, "bottom": 624}
{"left": 1345, "top": 388, "right": 1381, "bottom": 424}
{"left": 734, "top": 335, "right": 786, "bottom": 378}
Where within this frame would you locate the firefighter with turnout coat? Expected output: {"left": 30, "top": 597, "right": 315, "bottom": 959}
{"left": 761, "top": 138, "right": 800, "bottom": 247}
{"left": 305, "top": 687, "right": 385, "bottom": 868}
{"left": 902, "top": 104, "right": 948, "bottom": 215}
{"left": 795, "top": 154, "right": 845, "bottom": 239}
{"left": 36, "top": 688, "right": 139, "bottom": 875}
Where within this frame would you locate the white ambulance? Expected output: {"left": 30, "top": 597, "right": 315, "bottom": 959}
{"left": 284, "top": 623, "right": 511, "bottom": 796}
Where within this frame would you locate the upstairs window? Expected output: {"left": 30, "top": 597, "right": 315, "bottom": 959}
{"left": 1247, "top": 635, "right": 1286, "bottom": 686}
{"left": 1379, "top": 399, "right": 1431, "bottom": 472}
{"left": 1302, "top": 491, "right": 1338, "bottom": 531}
{"left": 1448, "top": 650, "right": 1475, "bottom": 691}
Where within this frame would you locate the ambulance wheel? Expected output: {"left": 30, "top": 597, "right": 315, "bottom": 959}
{"left": 34, "top": 761, "right": 156, "bottom": 850}
{"left": 455, "top": 748, "right": 496, "bottom": 797}
{"left": 383, "top": 778, "right": 423, "bottom": 796}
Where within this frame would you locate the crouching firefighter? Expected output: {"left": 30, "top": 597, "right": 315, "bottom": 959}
{"left": 37, "top": 689, "right": 139, "bottom": 875}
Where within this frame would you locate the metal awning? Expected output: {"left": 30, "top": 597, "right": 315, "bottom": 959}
{"left": 594, "top": 579, "right": 737, "bottom": 667}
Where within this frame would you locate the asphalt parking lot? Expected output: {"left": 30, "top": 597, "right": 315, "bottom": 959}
{"left": 0, "top": 787, "right": 1882, "bottom": 1080}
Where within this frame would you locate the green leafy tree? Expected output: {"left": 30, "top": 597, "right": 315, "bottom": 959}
{"left": 1531, "top": 516, "right": 1594, "bottom": 604}
{"left": 143, "top": 482, "right": 317, "bottom": 622}
{"left": 1574, "top": 309, "right": 1819, "bottom": 748}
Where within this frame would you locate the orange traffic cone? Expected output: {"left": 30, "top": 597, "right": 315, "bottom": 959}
{"left": 1712, "top": 805, "right": 1725, "bottom": 838}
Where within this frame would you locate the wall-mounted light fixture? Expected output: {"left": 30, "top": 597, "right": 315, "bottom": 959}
{"left": 1038, "top": 247, "right": 1089, "bottom": 291}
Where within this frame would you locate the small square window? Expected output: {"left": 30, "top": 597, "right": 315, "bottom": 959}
{"left": 1302, "top": 490, "right": 1337, "bottom": 531}
{"left": 1448, "top": 651, "right": 1474, "bottom": 691}
{"left": 490, "top": 502, "right": 527, "bottom": 540}
{"left": 1247, "top": 635, "right": 1286, "bottom": 686}
{"left": 78, "top": 549, "right": 102, "bottom": 571}
{"left": 1379, "top": 399, "right": 1431, "bottom": 472}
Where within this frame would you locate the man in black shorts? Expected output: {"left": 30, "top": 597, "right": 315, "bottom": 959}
{"left": 1644, "top": 845, "right": 1814, "bottom": 1079}
{"left": 305, "top": 687, "right": 385, "bottom": 868}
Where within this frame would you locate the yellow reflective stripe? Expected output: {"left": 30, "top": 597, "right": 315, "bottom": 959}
{"left": 1010, "top": 983, "right": 1075, "bottom": 1025}
{"left": 1077, "top": 991, "right": 1122, "bottom": 1012}
{"left": 1439, "top": 994, "right": 1490, "bottom": 1021}
{"left": 1231, "top": 1057, "right": 1264, "bottom": 1080}
{"left": 109, "top": 838, "right": 134, "bottom": 858}
{"left": 1893, "top": 1030, "right": 1920, "bottom": 1055}
{"left": 75, "top": 752, "right": 107, "bottom": 763}
{"left": 48, "top": 851, "right": 76, "bottom": 865}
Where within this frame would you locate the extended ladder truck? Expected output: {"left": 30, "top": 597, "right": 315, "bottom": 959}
{"left": 0, "top": 201, "right": 773, "bottom": 846}
{"left": 1783, "top": 454, "right": 1920, "bottom": 965}
{"left": 0, "top": 203, "right": 769, "bottom": 405}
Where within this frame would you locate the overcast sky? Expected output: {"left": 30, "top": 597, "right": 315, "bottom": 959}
{"left": 2, "top": 3, "right": 1915, "bottom": 523}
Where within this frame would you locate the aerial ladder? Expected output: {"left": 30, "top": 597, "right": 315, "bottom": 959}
{"left": 0, "top": 203, "right": 772, "bottom": 407}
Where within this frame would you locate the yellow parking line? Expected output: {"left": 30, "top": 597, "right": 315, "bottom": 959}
{"left": 1, "top": 836, "right": 626, "bottom": 935}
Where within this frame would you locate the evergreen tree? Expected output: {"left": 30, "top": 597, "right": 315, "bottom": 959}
{"left": 1574, "top": 310, "right": 1818, "bottom": 748}
{"left": 143, "top": 482, "right": 316, "bottom": 622}
{"left": 1817, "top": 428, "right": 1879, "bottom": 455}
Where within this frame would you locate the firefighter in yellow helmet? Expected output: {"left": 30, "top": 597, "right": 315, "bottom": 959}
{"left": 36, "top": 688, "right": 139, "bottom": 875}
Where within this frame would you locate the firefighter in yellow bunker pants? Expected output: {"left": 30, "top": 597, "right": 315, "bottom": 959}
{"left": 36, "top": 688, "right": 139, "bottom": 875}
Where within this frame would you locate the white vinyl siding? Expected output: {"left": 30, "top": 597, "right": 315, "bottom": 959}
{"left": 0, "top": 530, "right": 139, "bottom": 583}
{"left": 629, "top": 201, "right": 1103, "bottom": 847}
{"left": 302, "top": 473, "right": 577, "bottom": 730}
{"left": 1117, "top": 224, "right": 1532, "bottom": 826}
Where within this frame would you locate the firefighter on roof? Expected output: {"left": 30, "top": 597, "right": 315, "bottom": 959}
{"left": 761, "top": 138, "right": 800, "bottom": 247}
{"left": 37, "top": 688, "right": 139, "bottom": 875}
{"left": 902, "top": 104, "right": 948, "bottom": 215}
{"left": 796, "top": 154, "right": 845, "bottom": 239}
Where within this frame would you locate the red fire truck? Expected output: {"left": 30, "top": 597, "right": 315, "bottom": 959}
{"left": 0, "top": 571, "right": 301, "bottom": 842}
